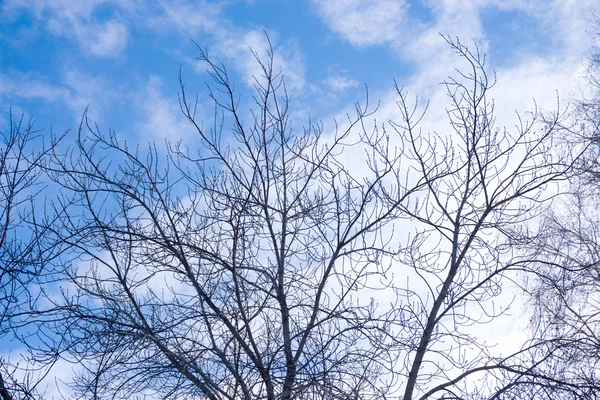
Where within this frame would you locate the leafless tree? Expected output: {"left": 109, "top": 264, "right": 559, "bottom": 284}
{"left": 0, "top": 113, "right": 62, "bottom": 400}
{"left": 23, "top": 37, "right": 590, "bottom": 399}
{"left": 384, "top": 39, "right": 595, "bottom": 400}
{"left": 519, "top": 23, "right": 600, "bottom": 400}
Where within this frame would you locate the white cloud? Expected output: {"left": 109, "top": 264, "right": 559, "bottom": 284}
{"left": 492, "top": 56, "right": 587, "bottom": 127}
{"left": 134, "top": 75, "right": 196, "bottom": 144}
{"left": 419, "top": 0, "right": 484, "bottom": 42}
{"left": 157, "top": 0, "right": 224, "bottom": 35}
{"left": 0, "top": 72, "right": 69, "bottom": 104}
{"left": 325, "top": 74, "right": 360, "bottom": 92}
{"left": 214, "top": 29, "right": 306, "bottom": 93}
{"left": 2, "top": 0, "right": 131, "bottom": 58}
{"left": 311, "top": 0, "right": 408, "bottom": 47}
{"left": 399, "top": 0, "right": 594, "bottom": 113}
{"left": 88, "top": 20, "right": 129, "bottom": 57}
{"left": 0, "top": 69, "right": 118, "bottom": 124}
{"left": 310, "top": 0, "right": 596, "bottom": 78}
{"left": 63, "top": 70, "right": 118, "bottom": 119}
{"left": 155, "top": 1, "right": 307, "bottom": 93}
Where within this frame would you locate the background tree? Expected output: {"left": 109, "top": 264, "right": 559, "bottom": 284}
{"left": 520, "top": 20, "right": 600, "bottom": 400}
{"left": 18, "top": 38, "right": 591, "bottom": 399}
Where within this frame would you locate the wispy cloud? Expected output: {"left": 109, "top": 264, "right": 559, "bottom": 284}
{"left": 3, "top": 0, "right": 132, "bottom": 58}
{"left": 0, "top": 72, "right": 69, "bottom": 104}
{"left": 156, "top": 0, "right": 224, "bottom": 35}
{"left": 324, "top": 74, "right": 359, "bottom": 92}
{"left": 0, "top": 69, "right": 118, "bottom": 123}
{"left": 311, "top": 0, "right": 408, "bottom": 47}
{"left": 134, "top": 75, "right": 196, "bottom": 144}
{"left": 214, "top": 29, "right": 306, "bottom": 93}
{"left": 153, "top": 1, "right": 307, "bottom": 93}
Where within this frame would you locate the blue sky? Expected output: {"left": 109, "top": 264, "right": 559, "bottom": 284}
{"left": 1, "top": 0, "right": 596, "bottom": 147}
{"left": 1, "top": 0, "right": 599, "bottom": 397}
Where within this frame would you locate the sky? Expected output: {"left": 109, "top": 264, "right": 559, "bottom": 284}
{"left": 1, "top": 0, "right": 597, "bottom": 144}
{"left": 1, "top": 0, "right": 599, "bottom": 398}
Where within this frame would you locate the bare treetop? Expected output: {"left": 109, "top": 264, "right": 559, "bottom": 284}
{"left": 1, "top": 37, "right": 595, "bottom": 400}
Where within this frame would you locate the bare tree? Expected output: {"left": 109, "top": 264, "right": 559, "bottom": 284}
{"left": 519, "top": 23, "right": 600, "bottom": 400}
{"left": 0, "top": 113, "right": 62, "bottom": 400}
{"left": 385, "top": 39, "right": 595, "bottom": 400}
{"left": 23, "top": 37, "right": 588, "bottom": 399}
{"left": 37, "top": 43, "right": 410, "bottom": 399}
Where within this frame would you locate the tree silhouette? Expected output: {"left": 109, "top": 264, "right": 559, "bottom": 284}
{"left": 12, "top": 37, "right": 593, "bottom": 399}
